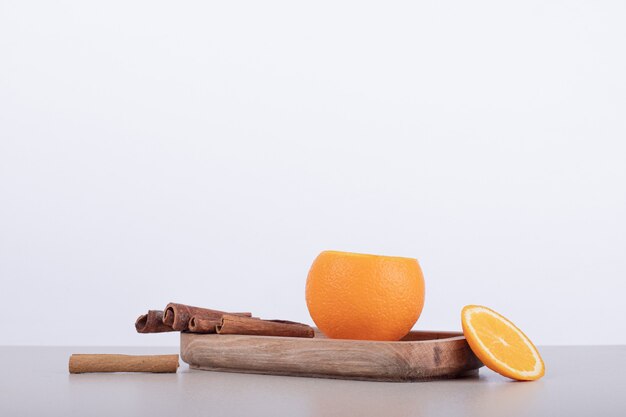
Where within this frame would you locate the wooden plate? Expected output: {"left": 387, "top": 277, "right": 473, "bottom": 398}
{"left": 180, "top": 330, "right": 483, "bottom": 382}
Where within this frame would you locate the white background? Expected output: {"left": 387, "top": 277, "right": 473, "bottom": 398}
{"left": 1, "top": 1, "right": 625, "bottom": 346}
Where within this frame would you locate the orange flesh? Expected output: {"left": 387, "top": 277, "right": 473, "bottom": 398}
{"left": 462, "top": 305, "right": 545, "bottom": 381}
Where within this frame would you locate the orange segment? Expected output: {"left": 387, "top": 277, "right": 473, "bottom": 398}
{"left": 461, "top": 305, "right": 545, "bottom": 381}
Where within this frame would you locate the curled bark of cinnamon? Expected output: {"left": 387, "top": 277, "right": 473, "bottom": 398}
{"left": 217, "top": 314, "right": 314, "bottom": 338}
{"left": 135, "top": 310, "right": 175, "bottom": 333}
{"left": 188, "top": 316, "right": 221, "bottom": 333}
{"left": 163, "top": 303, "right": 252, "bottom": 331}
{"left": 69, "top": 354, "right": 179, "bottom": 373}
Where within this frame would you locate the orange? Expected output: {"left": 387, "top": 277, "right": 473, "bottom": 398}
{"left": 461, "top": 305, "right": 545, "bottom": 381}
{"left": 305, "top": 250, "right": 425, "bottom": 341}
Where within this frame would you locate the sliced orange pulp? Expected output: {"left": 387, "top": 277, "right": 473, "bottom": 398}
{"left": 462, "top": 305, "right": 545, "bottom": 381}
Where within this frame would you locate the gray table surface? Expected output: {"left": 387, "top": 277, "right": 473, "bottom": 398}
{"left": 1, "top": 345, "right": 625, "bottom": 417}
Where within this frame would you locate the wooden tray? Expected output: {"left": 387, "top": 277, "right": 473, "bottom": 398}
{"left": 180, "top": 330, "right": 483, "bottom": 382}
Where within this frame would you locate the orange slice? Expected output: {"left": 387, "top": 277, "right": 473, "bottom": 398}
{"left": 461, "top": 305, "right": 545, "bottom": 381}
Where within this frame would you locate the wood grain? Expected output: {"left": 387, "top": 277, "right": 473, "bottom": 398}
{"left": 180, "top": 330, "right": 483, "bottom": 382}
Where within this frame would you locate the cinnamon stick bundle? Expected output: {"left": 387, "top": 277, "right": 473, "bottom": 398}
{"left": 163, "top": 302, "right": 252, "bottom": 331}
{"left": 217, "top": 314, "right": 314, "bottom": 338}
{"left": 135, "top": 310, "right": 175, "bottom": 333}
{"left": 69, "top": 354, "right": 179, "bottom": 374}
{"left": 188, "top": 316, "right": 221, "bottom": 333}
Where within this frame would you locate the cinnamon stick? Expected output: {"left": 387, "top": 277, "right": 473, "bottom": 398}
{"left": 217, "top": 314, "right": 314, "bottom": 338}
{"left": 68, "top": 354, "right": 179, "bottom": 373}
{"left": 188, "top": 316, "right": 221, "bottom": 333}
{"left": 135, "top": 310, "right": 175, "bottom": 333}
{"left": 162, "top": 302, "right": 252, "bottom": 331}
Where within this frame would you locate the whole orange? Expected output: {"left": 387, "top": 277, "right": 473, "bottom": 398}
{"left": 305, "top": 250, "right": 425, "bottom": 341}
